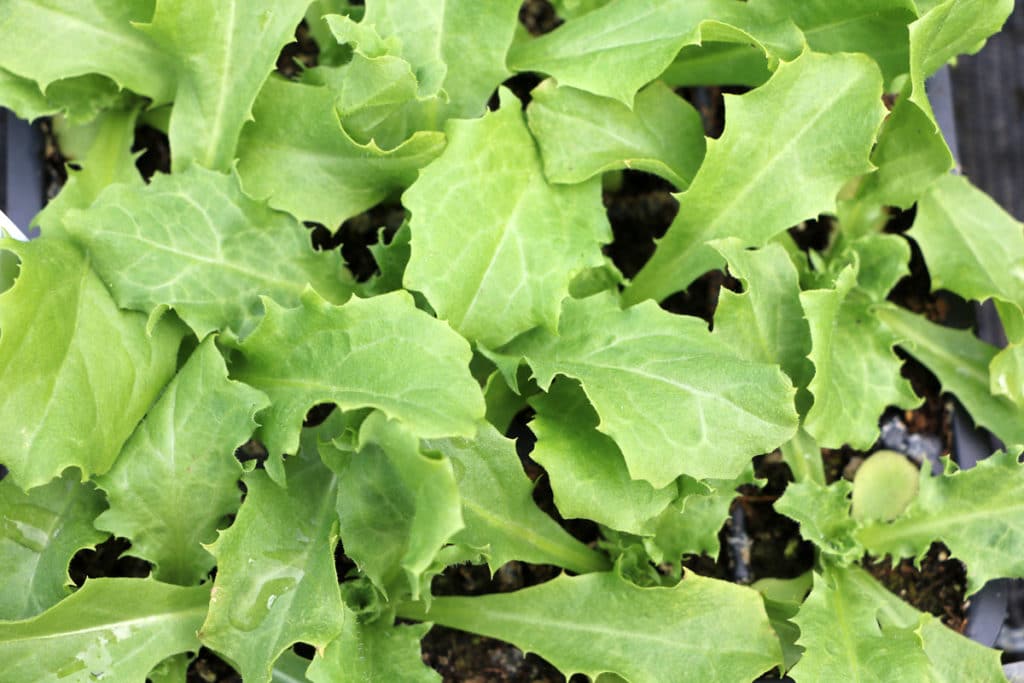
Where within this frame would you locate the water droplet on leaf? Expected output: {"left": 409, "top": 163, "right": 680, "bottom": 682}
{"left": 228, "top": 576, "right": 297, "bottom": 631}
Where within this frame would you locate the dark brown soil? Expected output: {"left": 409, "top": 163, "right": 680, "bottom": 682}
{"left": 421, "top": 627, "right": 578, "bottom": 683}
{"left": 519, "top": 0, "right": 562, "bottom": 36}
{"left": 276, "top": 21, "right": 318, "bottom": 78}
{"left": 864, "top": 544, "right": 969, "bottom": 632}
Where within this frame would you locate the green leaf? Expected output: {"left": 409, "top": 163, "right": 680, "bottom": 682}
{"left": 528, "top": 379, "right": 676, "bottom": 536}
{"left": 94, "top": 338, "right": 269, "bottom": 585}
{"left": 272, "top": 649, "right": 313, "bottom": 683}
{"left": 139, "top": 0, "right": 311, "bottom": 171}
{"left": 990, "top": 344, "right": 1024, "bottom": 407}
{"left": 526, "top": 79, "right": 706, "bottom": 188}
{"left": 404, "top": 88, "right": 610, "bottom": 349}
{"left": 0, "top": 67, "right": 57, "bottom": 122}
{"left": 789, "top": 565, "right": 936, "bottom": 682}
{"left": 751, "top": 573, "right": 811, "bottom": 671}
{"left": 427, "top": 422, "right": 611, "bottom": 575}
{"left": 711, "top": 239, "right": 814, "bottom": 409}
{"left": 329, "top": 411, "right": 463, "bottom": 600}
{"left": 508, "top": 0, "right": 802, "bottom": 106}
{"left": 876, "top": 304, "right": 1024, "bottom": 445}
{"left": 857, "top": 451, "right": 1024, "bottom": 595}
{"left": 643, "top": 472, "right": 749, "bottom": 563}
{"left": 829, "top": 232, "right": 915, "bottom": 303}
{"left": 660, "top": 42, "right": 772, "bottom": 87}
{"left": 0, "top": 1, "right": 174, "bottom": 103}
{"left": 361, "top": 0, "right": 522, "bottom": 119}
{"left": 791, "top": 563, "right": 1006, "bottom": 682}
{"left": 482, "top": 369, "right": 529, "bottom": 434}
{"left": 496, "top": 293, "right": 798, "bottom": 487}
{"left": 308, "top": 619, "right": 439, "bottom": 683}
{"left": 148, "top": 653, "right": 191, "bottom": 683}
{"left": 0, "top": 237, "right": 184, "bottom": 490}
{"left": 521, "top": 293, "right": 797, "bottom": 484}
{"left": 41, "top": 74, "right": 135, "bottom": 125}
{"left": 0, "top": 472, "right": 107, "bottom": 620}
{"left": 907, "top": 0, "right": 1013, "bottom": 123}
{"left": 237, "top": 75, "right": 445, "bottom": 228}
{"left": 324, "top": 14, "right": 399, "bottom": 59}
{"left": 907, "top": 174, "right": 1024, "bottom": 313}
{"left": 0, "top": 578, "right": 209, "bottom": 683}
{"left": 227, "top": 289, "right": 484, "bottom": 480}
{"left": 855, "top": 97, "right": 953, "bottom": 210}
{"left": 65, "top": 166, "right": 352, "bottom": 338}
{"left": 361, "top": 222, "right": 412, "bottom": 298}
{"left": 758, "top": 0, "right": 918, "bottom": 86}
{"left": 306, "top": 1, "right": 362, "bottom": 65}
{"left": 397, "top": 571, "right": 783, "bottom": 682}
{"left": 305, "top": 55, "right": 440, "bottom": 150}
{"left": 625, "top": 51, "right": 886, "bottom": 304}
{"left": 774, "top": 479, "right": 862, "bottom": 564}
{"left": 199, "top": 448, "right": 344, "bottom": 683}
{"left": 852, "top": 450, "right": 921, "bottom": 522}
{"left": 802, "top": 265, "right": 920, "bottom": 449}
{"left": 840, "top": 564, "right": 1007, "bottom": 683}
